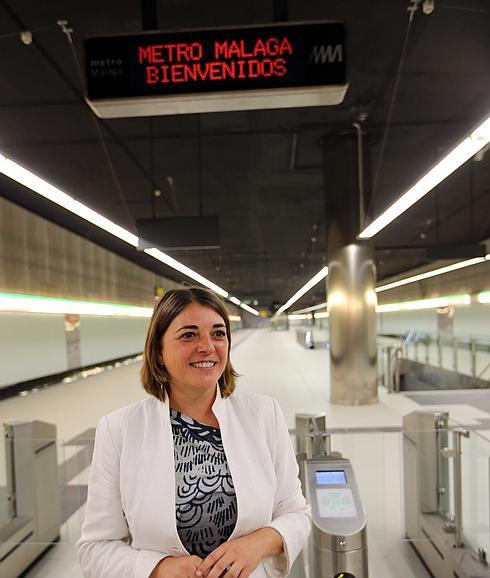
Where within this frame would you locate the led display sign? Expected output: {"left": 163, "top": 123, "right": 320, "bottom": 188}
{"left": 85, "top": 22, "right": 347, "bottom": 118}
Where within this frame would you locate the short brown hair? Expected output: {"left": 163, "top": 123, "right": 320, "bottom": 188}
{"left": 141, "top": 286, "right": 238, "bottom": 401}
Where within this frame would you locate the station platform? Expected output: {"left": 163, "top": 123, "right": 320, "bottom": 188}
{"left": 1, "top": 327, "right": 489, "bottom": 578}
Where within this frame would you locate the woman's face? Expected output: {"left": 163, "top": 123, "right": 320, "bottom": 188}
{"left": 160, "top": 302, "right": 229, "bottom": 395}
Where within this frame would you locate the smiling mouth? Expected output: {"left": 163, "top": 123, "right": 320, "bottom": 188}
{"left": 189, "top": 361, "right": 217, "bottom": 368}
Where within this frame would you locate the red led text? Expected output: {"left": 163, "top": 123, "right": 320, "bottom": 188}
{"left": 137, "top": 36, "right": 294, "bottom": 86}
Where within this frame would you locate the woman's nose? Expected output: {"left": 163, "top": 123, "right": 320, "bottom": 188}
{"left": 197, "top": 335, "right": 214, "bottom": 352}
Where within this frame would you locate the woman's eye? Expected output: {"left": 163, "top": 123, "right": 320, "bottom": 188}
{"left": 214, "top": 330, "right": 226, "bottom": 339}
{"left": 180, "top": 331, "right": 196, "bottom": 339}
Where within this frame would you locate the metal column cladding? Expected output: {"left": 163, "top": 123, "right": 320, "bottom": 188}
{"left": 328, "top": 244, "right": 378, "bottom": 405}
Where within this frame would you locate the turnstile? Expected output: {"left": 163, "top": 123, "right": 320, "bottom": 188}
{"left": 403, "top": 410, "right": 490, "bottom": 578}
{"left": 0, "top": 420, "right": 60, "bottom": 578}
{"left": 296, "top": 414, "right": 369, "bottom": 578}
{"left": 306, "top": 458, "right": 368, "bottom": 578}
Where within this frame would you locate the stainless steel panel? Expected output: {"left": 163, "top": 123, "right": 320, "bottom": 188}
{"left": 328, "top": 243, "right": 377, "bottom": 405}
{"left": 313, "top": 545, "right": 369, "bottom": 578}
{"left": 402, "top": 410, "right": 449, "bottom": 514}
{"left": 295, "top": 413, "right": 326, "bottom": 455}
{"left": 403, "top": 435, "right": 419, "bottom": 539}
{"left": 313, "top": 522, "right": 367, "bottom": 552}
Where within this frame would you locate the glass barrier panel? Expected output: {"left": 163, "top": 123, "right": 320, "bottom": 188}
{"left": 476, "top": 348, "right": 490, "bottom": 380}
{"left": 461, "top": 429, "right": 490, "bottom": 557}
{"left": 0, "top": 431, "right": 12, "bottom": 529}
{"left": 326, "top": 430, "right": 433, "bottom": 577}
{"left": 319, "top": 424, "right": 490, "bottom": 577}
{"left": 0, "top": 435, "right": 92, "bottom": 572}
{"left": 60, "top": 433, "right": 92, "bottom": 546}
{"left": 427, "top": 338, "right": 439, "bottom": 367}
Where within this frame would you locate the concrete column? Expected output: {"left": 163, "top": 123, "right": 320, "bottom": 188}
{"left": 324, "top": 130, "right": 378, "bottom": 404}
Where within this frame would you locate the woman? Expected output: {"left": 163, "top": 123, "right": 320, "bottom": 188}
{"left": 78, "top": 287, "right": 310, "bottom": 578}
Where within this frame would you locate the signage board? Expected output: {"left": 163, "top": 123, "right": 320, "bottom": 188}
{"left": 85, "top": 21, "right": 347, "bottom": 117}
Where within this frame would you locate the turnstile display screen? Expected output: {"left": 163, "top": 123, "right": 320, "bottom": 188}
{"left": 316, "top": 488, "right": 358, "bottom": 518}
{"left": 316, "top": 470, "right": 347, "bottom": 485}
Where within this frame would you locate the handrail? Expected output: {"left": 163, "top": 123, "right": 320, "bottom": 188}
{"left": 441, "top": 428, "right": 470, "bottom": 548}
{"left": 377, "top": 333, "right": 490, "bottom": 381}
{"left": 378, "top": 331, "right": 490, "bottom": 352}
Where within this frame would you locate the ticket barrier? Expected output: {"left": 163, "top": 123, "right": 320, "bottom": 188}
{"left": 306, "top": 458, "right": 368, "bottom": 578}
{"left": 403, "top": 411, "right": 490, "bottom": 578}
{"left": 0, "top": 420, "right": 60, "bottom": 578}
{"left": 296, "top": 414, "right": 369, "bottom": 578}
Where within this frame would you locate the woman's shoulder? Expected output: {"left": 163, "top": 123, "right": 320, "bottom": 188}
{"left": 102, "top": 396, "right": 162, "bottom": 428}
{"left": 227, "top": 390, "right": 279, "bottom": 416}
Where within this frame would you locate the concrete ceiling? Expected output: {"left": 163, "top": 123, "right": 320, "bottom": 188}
{"left": 0, "top": 0, "right": 489, "bottom": 312}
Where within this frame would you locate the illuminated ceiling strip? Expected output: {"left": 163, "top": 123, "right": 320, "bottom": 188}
{"left": 0, "top": 154, "right": 139, "bottom": 247}
{"left": 277, "top": 267, "right": 328, "bottom": 314}
{"left": 0, "top": 291, "right": 250, "bottom": 319}
{"left": 359, "top": 115, "right": 490, "bottom": 239}
{"left": 0, "top": 151, "right": 261, "bottom": 310}
{"left": 376, "top": 294, "right": 471, "bottom": 313}
{"left": 240, "top": 302, "right": 260, "bottom": 316}
{"left": 291, "top": 294, "right": 474, "bottom": 317}
{"left": 280, "top": 253, "right": 489, "bottom": 315}
{"left": 287, "top": 314, "right": 309, "bottom": 320}
{"left": 375, "top": 256, "right": 488, "bottom": 293}
{"left": 0, "top": 291, "right": 153, "bottom": 317}
{"left": 229, "top": 296, "right": 241, "bottom": 306}
{"left": 144, "top": 248, "right": 229, "bottom": 298}
{"left": 477, "top": 291, "right": 490, "bottom": 304}
{"left": 314, "top": 311, "right": 329, "bottom": 319}
{"left": 292, "top": 302, "right": 328, "bottom": 314}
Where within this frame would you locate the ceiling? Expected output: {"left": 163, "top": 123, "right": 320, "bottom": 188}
{"left": 0, "top": 0, "right": 489, "bottom": 312}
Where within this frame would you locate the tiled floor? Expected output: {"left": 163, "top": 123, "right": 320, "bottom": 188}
{"left": 1, "top": 328, "right": 489, "bottom": 577}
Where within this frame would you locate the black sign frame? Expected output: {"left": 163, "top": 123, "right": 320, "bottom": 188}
{"left": 85, "top": 21, "right": 346, "bottom": 100}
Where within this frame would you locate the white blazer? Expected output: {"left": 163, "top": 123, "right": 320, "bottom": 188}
{"left": 77, "top": 388, "right": 311, "bottom": 578}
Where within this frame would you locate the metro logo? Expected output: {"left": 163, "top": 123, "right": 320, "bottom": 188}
{"left": 309, "top": 44, "right": 343, "bottom": 64}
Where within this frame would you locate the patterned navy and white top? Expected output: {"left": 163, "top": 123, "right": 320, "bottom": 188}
{"left": 170, "top": 409, "right": 237, "bottom": 557}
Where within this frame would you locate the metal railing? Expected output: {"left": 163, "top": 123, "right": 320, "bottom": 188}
{"left": 378, "top": 332, "right": 490, "bottom": 389}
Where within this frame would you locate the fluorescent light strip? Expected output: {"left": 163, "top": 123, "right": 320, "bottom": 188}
{"left": 0, "top": 155, "right": 139, "bottom": 247}
{"left": 0, "top": 151, "right": 244, "bottom": 306}
{"left": 277, "top": 267, "right": 328, "bottom": 314}
{"left": 279, "top": 252, "right": 489, "bottom": 315}
{"left": 376, "top": 257, "right": 487, "bottom": 293}
{"left": 229, "top": 296, "right": 241, "bottom": 306}
{"left": 0, "top": 291, "right": 252, "bottom": 319}
{"left": 0, "top": 291, "right": 153, "bottom": 317}
{"left": 359, "top": 115, "right": 490, "bottom": 239}
{"left": 144, "top": 248, "right": 229, "bottom": 298}
{"left": 287, "top": 314, "right": 309, "bottom": 320}
{"left": 240, "top": 302, "right": 260, "bottom": 316}
{"left": 314, "top": 311, "right": 329, "bottom": 319}
{"left": 292, "top": 302, "right": 328, "bottom": 314}
{"left": 376, "top": 293, "right": 471, "bottom": 313}
{"left": 477, "top": 291, "right": 490, "bottom": 304}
